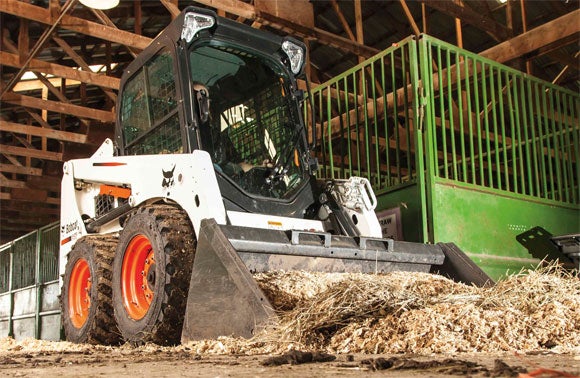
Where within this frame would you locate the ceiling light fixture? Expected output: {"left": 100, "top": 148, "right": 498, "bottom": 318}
{"left": 79, "top": 0, "right": 119, "bottom": 10}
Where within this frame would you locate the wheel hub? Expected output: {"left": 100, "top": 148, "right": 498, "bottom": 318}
{"left": 121, "top": 234, "right": 156, "bottom": 320}
{"left": 68, "top": 258, "right": 91, "bottom": 329}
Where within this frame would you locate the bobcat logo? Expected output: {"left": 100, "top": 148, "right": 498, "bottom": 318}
{"left": 162, "top": 165, "right": 176, "bottom": 188}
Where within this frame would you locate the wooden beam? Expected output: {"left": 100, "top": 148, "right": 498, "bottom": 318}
{"left": 189, "top": 0, "right": 378, "bottom": 58}
{"left": 1, "top": 144, "right": 63, "bottom": 161}
{"left": 0, "top": 121, "right": 87, "bottom": 143}
{"left": 2, "top": 92, "right": 115, "bottom": 122}
{"left": 354, "top": 0, "right": 364, "bottom": 59}
{"left": 399, "top": 0, "right": 421, "bottom": 36}
{"left": 480, "top": 10, "right": 580, "bottom": 64}
{"left": 1, "top": 202, "right": 60, "bottom": 215}
{"left": 26, "top": 175, "right": 62, "bottom": 193}
{"left": 0, "top": 174, "right": 26, "bottom": 189}
{"left": 0, "top": 163, "right": 43, "bottom": 176}
{"left": 52, "top": 36, "right": 118, "bottom": 101}
{"left": 330, "top": 0, "right": 355, "bottom": 41}
{"left": 192, "top": 0, "right": 256, "bottom": 20}
{"left": 0, "top": 0, "right": 151, "bottom": 50}
{"left": 9, "top": 188, "right": 48, "bottom": 202}
{"left": 0, "top": 51, "right": 120, "bottom": 90}
{"left": 0, "top": 191, "right": 59, "bottom": 205}
{"left": 258, "top": 11, "right": 379, "bottom": 59}
{"left": 160, "top": 0, "right": 180, "bottom": 19}
{"left": 418, "top": 0, "right": 509, "bottom": 42}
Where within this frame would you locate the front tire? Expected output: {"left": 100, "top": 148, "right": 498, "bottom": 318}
{"left": 112, "top": 205, "right": 196, "bottom": 345}
{"left": 61, "top": 235, "right": 121, "bottom": 344}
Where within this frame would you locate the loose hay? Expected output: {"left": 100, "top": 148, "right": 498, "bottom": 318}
{"left": 2, "top": 264, "right": 578, "bottom": 357}
{"left": 252, "top": 263, "right": 580, "bottom": 354}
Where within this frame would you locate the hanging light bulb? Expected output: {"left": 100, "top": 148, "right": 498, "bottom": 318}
{"left": 79, "top": 0, "right": 120, "bottom": 10}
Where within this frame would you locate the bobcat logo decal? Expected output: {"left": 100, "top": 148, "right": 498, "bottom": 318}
{"left": 162, "top": 165, "right": 176, "bottom": 188}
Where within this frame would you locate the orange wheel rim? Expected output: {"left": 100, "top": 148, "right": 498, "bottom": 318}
{"left": 121, "top": 234, "right": 155, "bottom": 320}
{"left": 68, "top": 258, "right": 91, "bottom": 329}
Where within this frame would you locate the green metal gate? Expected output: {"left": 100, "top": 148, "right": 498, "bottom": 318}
{"left": 0, "top": 222, "right": 61, "bottom": 340}
{"left": 307, "top": 34, "right": 579, "bottom": 278}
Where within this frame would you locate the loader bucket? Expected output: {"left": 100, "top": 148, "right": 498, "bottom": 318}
{"left": 181, "top": 219, "right": 276, "bottom": 343}
{"left": 182, "top": 218, "right": 448, "bottom": 342}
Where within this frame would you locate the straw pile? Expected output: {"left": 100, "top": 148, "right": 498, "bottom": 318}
{"left": 252, "top": 264, "right": 580, "bottom": 354}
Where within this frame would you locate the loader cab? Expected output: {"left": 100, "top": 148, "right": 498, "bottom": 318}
{"left": 117, "top": 7, "right": 318, "bottom": 217}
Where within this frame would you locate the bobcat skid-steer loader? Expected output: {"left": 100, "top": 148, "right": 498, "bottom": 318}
{"left": 59, "top": 7, "right": 490, "bottom": 346}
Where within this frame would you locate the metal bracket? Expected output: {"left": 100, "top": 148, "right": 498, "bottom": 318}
{"left": 357, "top": 237, "right": 394, "bottom": 252}
{"left": 290, "top": 230, "right": 332, "bottom": 248}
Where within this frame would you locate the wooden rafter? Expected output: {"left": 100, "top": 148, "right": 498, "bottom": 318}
{"left": 0, "top": 121, "right": 87, "bottom": 144}
{"left": 2, "top": 92, "right": 115, "bottom": 122}
{"left": 0, "top": 51, "right": 120, "bottom": 90}
{"left": 0, "top": 1, "right": 151, "bottom": 50}
{"left": 481, "top": 10, "right": 580, "bottom": 64}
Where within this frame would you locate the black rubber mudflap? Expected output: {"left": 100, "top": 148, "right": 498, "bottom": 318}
{"left": 431, "top": 243, "right": 494, "bottom": 287}
{"left": 181, "top": 219, "right": 276, "bottom": 343}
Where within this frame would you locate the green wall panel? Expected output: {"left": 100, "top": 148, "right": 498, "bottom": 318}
{"left": 430, "top": 179, "right": 580, "bottom": 279}
{"left": 375, "top": 183, "right": 423, "bottom": 242}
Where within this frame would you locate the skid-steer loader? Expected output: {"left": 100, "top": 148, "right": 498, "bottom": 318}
{"left": 59, "top": 7, "right": 491, "bottom": 346}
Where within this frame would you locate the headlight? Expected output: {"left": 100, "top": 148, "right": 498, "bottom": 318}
{"left": 282, "top": 40, "right": 304, "bottom": 75}
{"left": 181, "top": 12, "right": 215, "bottom": 43}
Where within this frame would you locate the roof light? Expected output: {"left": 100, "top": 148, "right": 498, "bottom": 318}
{"left": 181, "top": 12, "right": 215, "bottom": 43}
{"left": 79, "top": 0, "right": 119, "bottom": 10}
{"left": 282, "top": 40, "right": 304, "bottom": 75}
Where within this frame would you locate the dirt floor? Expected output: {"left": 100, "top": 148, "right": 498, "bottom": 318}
{"left": 0, "top": 341, "right": 579, "bottom": 378}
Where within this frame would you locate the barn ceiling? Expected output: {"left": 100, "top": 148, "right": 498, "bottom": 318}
{"left": 0, "top": 0, "right": 578, "bottom": 244}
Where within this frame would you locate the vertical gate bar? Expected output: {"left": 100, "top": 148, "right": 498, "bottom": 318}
{"left": 548, "top": 91, "right": 563, "bottom": 201}
{"left": 519, "top": 77, "right": 533, "bottom": 196}
{"left": 326, "top": 86, "right": 335, "bottom": 178}
{"left": 436, "top": 45, "right": 448, "bottom": 179}
{"left": 416, "top": 36, "right": 432, "bottom": 243}
{"left": 344, "top": 76, "right": 353, "bottom": 179}
{"left": 526, "top": 80, "right": 540, "bottom": 197}
{"left": 447, "top": 49, "right": 458, "bottom": 181}
{"left": 464, "top": 56, "right": 476, "bottom": 184}
{"left": 381, "top": 55, "right": 391, "bottom": 186}
{"left": 371, "top": 60, "right": 381, "bottom": 185}
{"left": 473, "top": 59, "right": 484, "bottom": 187}
{"left": 362, "top": 68, "right": 371, "bottom": 182}
{"left": 391, "top": 52, "right": 401, "bottom": 181}
{"left": 490, "top": 66, "right": 502, "bottom": 189}
{"left": 556, "top": 91, "right": 570, "bottom": 203}
{"left": 316, "top": 89, "right": 324, "bottom": 174}
{"left": 568, "top": 95, "right": 580, "bottom": 203}
{"left": 8, "top": 246, "right": 14, "bottom": 338}
{"left": 535, "top": 82, "right": 548, "bottom": 199}
{"left": 35, "top": 229, "right": 42, "bottom": 339}
{"left": 512, "top": 75, "right": 525, "bottom": 194}
{"left": 334, "top": 82, "right": 345, "bottom": 179}
{"left": 541, "top": 86, "right": 555, "bottom": 199}
{"left": 562, "top": 93, "right": 576, "bottom": 204}
{"left": 353, "top": 72, "right": 362, "bottom": 177}
{"left": 481, "top": 62, "right": 494, "bottom": 188}
{"left": 497, "top": 70, "right": 510, "bottom": 191}
{"left": 403, "top": 46, "right": 413, "bottom": 180}
{"left": 456, "top": 51, "right": 467, "bottom": 183}
{"left": 505, "top": 72, "right": 518, "bottom": 194}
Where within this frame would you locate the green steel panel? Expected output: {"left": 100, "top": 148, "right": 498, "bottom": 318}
{"left": 430, "top": 178, "right": 580, "bottom": 279}
{"left": 375, "top": 183, "right": 424, "bottom": 243}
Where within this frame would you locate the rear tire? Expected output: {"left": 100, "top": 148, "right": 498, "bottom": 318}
{"left": 61, "top": 235, "right": 121, "bottom": 344}
{"left": 112, "top": 205, "right": 196, "bottom": 345}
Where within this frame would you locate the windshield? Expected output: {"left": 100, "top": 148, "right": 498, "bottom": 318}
{"left": 189, "top": 44, "right": 306, "bottom": 199}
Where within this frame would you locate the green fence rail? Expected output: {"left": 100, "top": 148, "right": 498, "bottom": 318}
{"left": 308, "top": 34, "right": 579, "bottom": 207}
{"left": 0, "top": 222, "right": 61, "bottom": 340}
{"left": 420, "top": 35, "right": 579, "bottom": 205}
{"left": 307, "top": 36, "right": 422, "bottom": 190}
